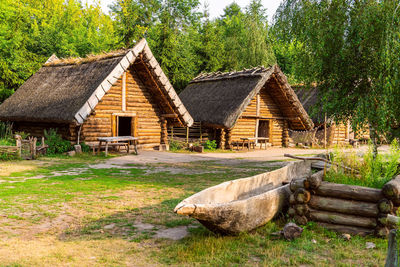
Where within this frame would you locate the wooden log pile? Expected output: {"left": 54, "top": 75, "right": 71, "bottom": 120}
{"left": 287, "top": 170, "right": 400, "bottom": 236}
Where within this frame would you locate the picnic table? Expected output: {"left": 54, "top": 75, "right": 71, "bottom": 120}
{"left": 97, "top": 136, "right": 139, "bottom": 156}
{"left": 239, "top": 137, "right": 270, "bottom": 150}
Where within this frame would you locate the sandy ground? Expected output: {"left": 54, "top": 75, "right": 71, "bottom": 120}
{"left": 106, "top": 145, "right": 388, "bottom": 165}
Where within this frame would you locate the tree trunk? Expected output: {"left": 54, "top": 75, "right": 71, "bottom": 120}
{"left": 309, "top": 209, "right": 377, "bottom": 228}
{"left": 369, "top": 123, "right": 379, "bottom": 159}
{"left": 294, "top": 188, "right": 311, "bottom": 204}
{"left": 290, "top": 178, "right": 310, "bottom": 192}
{"left": 317, "top": 222, "right": 374, "bottom": 236}
{"left": 315, "top": 182, "right": 382, "bottom": 202}
{"left": 307, "top": 170, "right": 324, "bottom": 189}
{"left": 385, "top": 230, "right": 399, "bottom": 267}
{"left": 308, "top": 195, "right": 379, "bottom": 217}
{"left": 378, "top": 198, "right": 394, "bottom": 214}
{"left": 382, "top": 175, "right": 400, "bottom": 201}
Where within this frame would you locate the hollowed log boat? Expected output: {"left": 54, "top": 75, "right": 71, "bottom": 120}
{"left": 174, "top": 161, "right": 312, "bottom": 234}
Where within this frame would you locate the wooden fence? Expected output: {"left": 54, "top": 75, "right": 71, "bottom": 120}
{"left": 168, "top": 122, "right": 209, "bottom": 143}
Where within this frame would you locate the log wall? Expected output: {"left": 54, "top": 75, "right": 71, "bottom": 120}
{"left": 288, "top": 170, "right": 398, "bottom": 237}
{"left": 12, "top": 122, "right": 73, "bottom": 141}
{"left": 231, "top": 86, "right": 286, "bottom": 147}
{"left": 80, "top": 66, "right": 165, "bottom": 148}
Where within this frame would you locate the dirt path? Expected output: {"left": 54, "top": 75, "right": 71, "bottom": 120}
{"left": 104, "top": 145, "right": 386, "bottom": 165}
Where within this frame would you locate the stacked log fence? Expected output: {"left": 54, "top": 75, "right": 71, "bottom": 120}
{"left": 168, "top": 122, "right": 209, "bottom": 143}
{"left": 288, "top": 171, "right": 400, "bottom": 236}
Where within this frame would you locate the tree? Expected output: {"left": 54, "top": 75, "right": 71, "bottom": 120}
{"left": 0, "top": 0, "right": 41, "bottom": 103}
{"left": 0, "top": 0, "right": 118, "bottom": 103}
{"left": 274, "top": 0, "right": 400, "bottom": 155}
{"left": 220, "top": 0, "right": 276, "bottom": 71}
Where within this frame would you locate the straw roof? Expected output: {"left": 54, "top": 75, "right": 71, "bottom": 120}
{"left": 179, "top": 65, "right": 313, "bottom": 130}
{"left": 0, "top": 39, "right": 193, "bottom": 127}
{"left": 292, "top": 85, "right": 325, "bottom": 124}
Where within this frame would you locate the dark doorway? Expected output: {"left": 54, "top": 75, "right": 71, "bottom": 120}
{"left": 258, "top": 120, "right": 269, "bottom": 138}
{"left": 118, "top": 117, "right": 132, "bottom": 136}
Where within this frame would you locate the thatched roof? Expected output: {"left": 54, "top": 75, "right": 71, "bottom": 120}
{"left": 292, "top": 85, "right": 325, "bottom": 124}
{"left": 0, "top": 39, "right": 193, "bottom": 127}
{"left": 179, "top": 65, "right": 313, "bottom": 130}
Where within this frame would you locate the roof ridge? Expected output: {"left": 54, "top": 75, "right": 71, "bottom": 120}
{"left": 43, "top": 49, "right": 132, "bottom": 67}
{"left": 191, "top": 66, "right": 271, "bottom": 83}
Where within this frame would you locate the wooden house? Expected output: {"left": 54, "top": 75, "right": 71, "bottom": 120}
{"left": 0, "top": 39, "right": 193, "bottom": 149}
{"left": 179, "top": 65, "right": 314, "bottom": 148}
{"left": 293, "top": 86, "right": 369, "bottom": 146}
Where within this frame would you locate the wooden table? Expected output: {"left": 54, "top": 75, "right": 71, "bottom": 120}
{"left": 240, "top": 137, "right": 270, "bottom": 150}
{"left": 97, "top": 136, "right": 139, "bottom": 156}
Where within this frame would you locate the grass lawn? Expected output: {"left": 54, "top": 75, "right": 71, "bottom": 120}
{"left": 0, "top": 154, "right": 388, "bottom": 266}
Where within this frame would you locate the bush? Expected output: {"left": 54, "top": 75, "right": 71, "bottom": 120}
{"left": 44, "top": 129, "right": 72, "bottom": 155}
{"left": 325, "top": 140, "right": 400, "bottom": 188}
{"left": 0, "top": 122, "right": 14, "bottom": 145}
{"left": 169, "top": 140, "right": 185, "bottom": 151}
{"left": 80, "top": 142, "right": 91, "bottom": 153}
{"left": 0, "top": 152, "right": 19, "bottom": 161}
{"left": 203, "top": 140, "right": 217, "bottom": 151}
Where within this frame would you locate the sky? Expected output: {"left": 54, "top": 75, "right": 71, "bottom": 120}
{"left": 86, "top": 0, "right": 284, "bottom": 21}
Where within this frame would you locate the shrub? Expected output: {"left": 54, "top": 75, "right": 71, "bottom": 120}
{"left": 169, "top": 140, "right": 185, "bottom": 151}
{"left": 0, "top": 122, "right": 14, "bottom": 145}
{"left": 44, "top": 129, "right": 72, "bottom": 155}
{"left": 80, "top": 142, "right": 91, "bottom": 153}
{"left": 0, "top": 152, "right": 19, "bottom": 161}
{"left": 203, "top": 140, "right": 217, "bottom": 150}
{"left": 326, "top": 140, "right": 400, "bottom": 188}
{"left": 14, "top": 131, "right": 29, "bottom": 140}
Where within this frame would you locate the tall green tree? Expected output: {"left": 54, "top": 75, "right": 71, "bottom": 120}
{"left": 220, "top": 1, "right": 276, "bottom": 71}
{"left": 0, "top": 0, "right": 118, "bottom": 103}
{"left": 0, "top": 0, "right": 41, "bottom": 103}
{"left": 274, "top": 0, "right": 400, "bottom": 154}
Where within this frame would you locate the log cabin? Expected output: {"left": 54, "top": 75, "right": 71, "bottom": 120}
{"left": 293, "top": 86, "right": 369, "bottom": 146}
{"left": 179, "top": 65, "right": 314, "bottom": 148}
{"left": 0, "top": 39, "right": 193, "bottom": 149}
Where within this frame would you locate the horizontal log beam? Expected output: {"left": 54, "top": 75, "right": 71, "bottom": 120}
{"left": 309, "top": 195, "right": 378, "bottom": 217}
{"left": 317, "top": 222, "right": 375, "bottom": 236}
{"left": 309, "top": 209, "right": 377, "bottom": 228}
{"left": 315, "top": 182, "right": 382, "bottom": 202}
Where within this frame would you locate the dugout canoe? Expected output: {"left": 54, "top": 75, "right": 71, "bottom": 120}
{"left": 174, "top": 161, "right": 312, "bottom": 234}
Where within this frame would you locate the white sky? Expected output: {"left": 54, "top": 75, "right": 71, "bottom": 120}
{"left": 85, "top": 0, "right": 283, "bottom": 21}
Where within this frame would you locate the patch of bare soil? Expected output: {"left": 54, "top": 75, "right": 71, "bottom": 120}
{"left": 154, "top": 226, "right": 189, "bottom": 240}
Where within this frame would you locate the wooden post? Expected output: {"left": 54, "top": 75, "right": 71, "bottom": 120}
{"left": 255, "top": 93, "right": 260, "bottom": 144}
{"left": 324, "top": 113, "right": 327, "bottom": 149}
{"left": 283, "top": 120, "right": 289, "bottom": 147}
{"left": 161, "top": 118, "right": 168, "bottom": 145}
{"left": 32, "top": 137, "right": 37, "bottom": 159}
{"left": 122, "top": 72, "right": 126, "bottom": 111}
{"left": 186, "top": 127, "right": 189, "bottom": 144}
{"left": 225, "top": 129, "right": 232, "bottom": 150}
{"left": 220, "top": 129, "right": 225, "bottom": 150}
{"left": 385, "top": 230, "right": 399, "bottom": 267}
{"left": 15, "top": 135, "right": 22, "bottom": 158}
{"left": 111, "top": 115, "right": 117, "bottom": 137}
{"left": 200, "top": 122, "right": 202, "bottom": 143}
{"left": 269, "top": 119, "right": 274, "bottom": 145}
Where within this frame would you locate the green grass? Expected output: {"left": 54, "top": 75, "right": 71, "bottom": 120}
{"left": 323, "top": 170, "right": 393, "bottom": 189}
{"left": 160, "top": 220, "right": 386, "bottom": 266}
{"left": 0, "top": 155, "right": 389, "bottom": 266}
